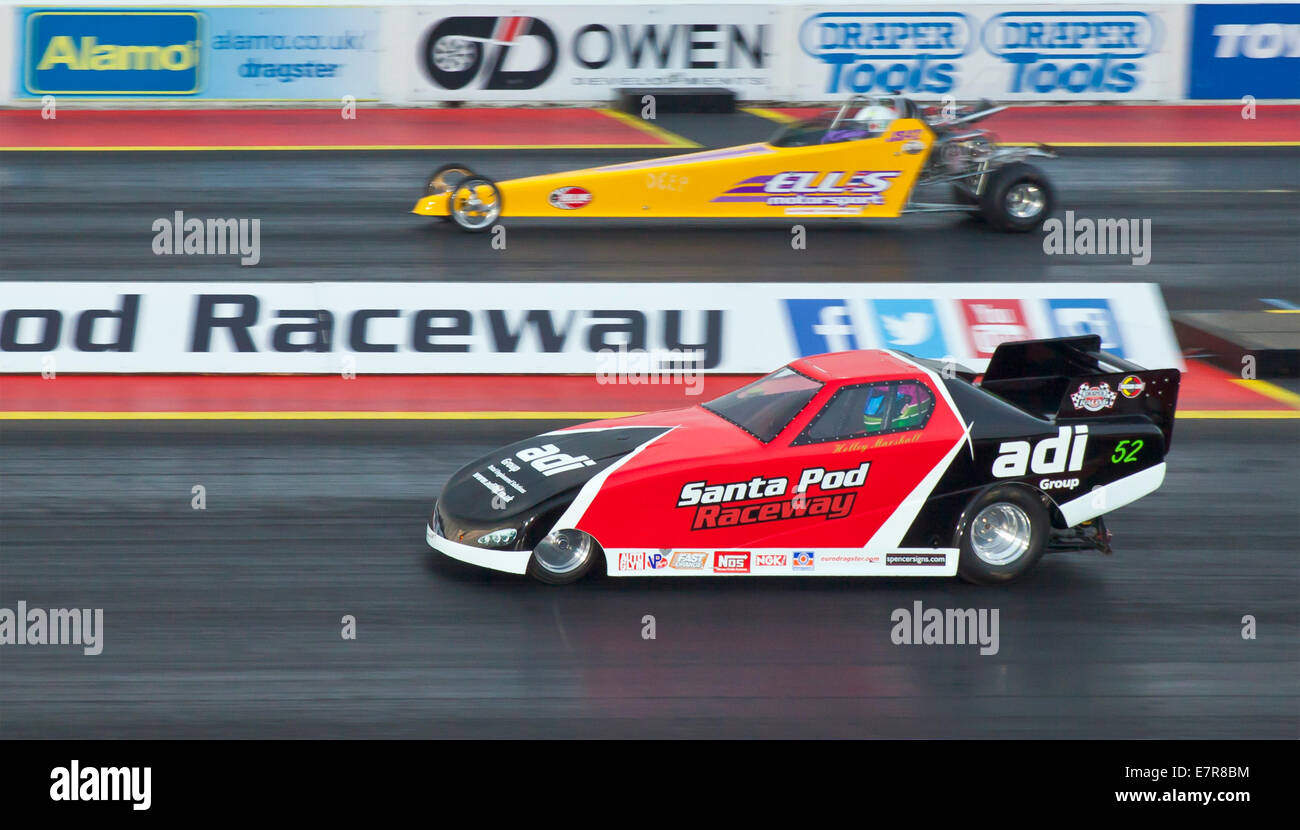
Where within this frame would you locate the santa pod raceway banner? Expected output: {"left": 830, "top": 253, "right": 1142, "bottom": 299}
{"left": 0, "top": 282, "right": 1184, "bottom": 374}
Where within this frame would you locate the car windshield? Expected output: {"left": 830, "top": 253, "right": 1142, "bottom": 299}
{"left": 703, "top": 367, "right": 823, "bottom": 442}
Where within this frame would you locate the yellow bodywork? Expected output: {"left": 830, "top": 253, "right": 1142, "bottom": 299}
{"left": 412, "top": 119, "right": 934, "bottom": 220}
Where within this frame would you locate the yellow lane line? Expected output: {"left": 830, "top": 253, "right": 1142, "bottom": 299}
{"left": 1228, "top": 379, "right": 1300, "bottom": 409}
{"left": 597, "top": 109, "right": 701, "bottom": 148}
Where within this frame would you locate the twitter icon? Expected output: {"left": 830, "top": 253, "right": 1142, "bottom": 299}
{"left": 869, "top": 299, "right": 948, "bottom": 358}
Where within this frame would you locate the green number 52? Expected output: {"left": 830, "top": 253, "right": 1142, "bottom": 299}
{"left": 1112, "top": 439, "right": 1143, "bottom": 463}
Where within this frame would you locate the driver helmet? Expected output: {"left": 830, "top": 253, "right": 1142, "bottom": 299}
{"left": 851, "top": 103, "right": 899, "bottom": 134}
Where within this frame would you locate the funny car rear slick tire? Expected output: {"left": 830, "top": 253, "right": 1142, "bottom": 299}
{"left": 978, "top": 162, "right": 1054, "bottom": 232}
{"left": 956, "top": 486, "right": 1049, "bottom": 585}
{"left": 448, "top": 177, "right": 502, "bottom": 233}
{"left": 527, "top": 529, "right": 601, "bottom": 585}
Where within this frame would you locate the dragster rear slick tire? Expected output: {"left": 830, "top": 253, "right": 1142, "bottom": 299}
{"left": 979, "top": 162, "right": 1054, "bottom": 232}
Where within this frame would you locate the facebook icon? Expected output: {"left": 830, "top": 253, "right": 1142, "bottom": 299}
{"left": 784, "top": 299, "right": 859, "bottom": 356}
{"left": 1047, "top": 298, "right": 1126, "bottom": 357}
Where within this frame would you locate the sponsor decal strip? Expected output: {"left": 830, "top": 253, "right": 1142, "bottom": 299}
{"left": 606, "top": 547, "right": 956, "bottom": 576}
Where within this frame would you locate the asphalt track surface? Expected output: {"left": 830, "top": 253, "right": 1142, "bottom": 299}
{"left": 1, "top": 145, "right": 1297, "bottom": 312}
{"left": 1, "top": 129, "right": 1298, "bottom": 738}
{"left": 0, "top": 419, "right": 1296, "bottom": 739}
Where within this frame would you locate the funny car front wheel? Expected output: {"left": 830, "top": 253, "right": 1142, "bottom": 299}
{"left": 978, "top": 162, "right": 1054, "bottom": 232}
{"left": 956, "top": 486, "right": 1049, "bottom": 585}
{"left": 527, "top": 528, "right": 600, "bottom": 585}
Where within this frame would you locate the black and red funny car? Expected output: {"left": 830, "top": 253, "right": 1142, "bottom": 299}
{"left": 426, "top": 335, "right": 1179, "bottom": 585}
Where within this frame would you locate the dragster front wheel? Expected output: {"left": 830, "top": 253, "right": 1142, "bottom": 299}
{"left": 448, "top": 177, "right": 502, "bottom": 233}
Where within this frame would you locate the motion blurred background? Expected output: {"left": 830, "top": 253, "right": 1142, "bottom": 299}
{"left": 1, "top": 0, "right": 1297, "bottom": 738}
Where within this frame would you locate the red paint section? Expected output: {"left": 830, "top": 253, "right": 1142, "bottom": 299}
{"left": 0, "top": 108, "right": 672, "bottom": 149}
{"left": 765, "top": 104, "right": 1300, "bottom": 145}
{"left": 0, "top": 361, "right": 1291, "bottom": 414}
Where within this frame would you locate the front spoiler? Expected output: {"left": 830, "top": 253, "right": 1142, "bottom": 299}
{"left": 426, "top": 524, "right": 531, "bottom": 575}
{"left": 412, "top": 194, "right": 449, "bottom": 216}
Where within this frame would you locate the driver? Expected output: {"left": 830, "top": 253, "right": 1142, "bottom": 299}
{"left": 852, "top": 101, "right": 900, "bottom": 134}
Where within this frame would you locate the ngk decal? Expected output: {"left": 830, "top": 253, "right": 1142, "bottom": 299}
{"left": 422, "top": 17, "right": 559, "bottom": 91}
{"left": 516, "top": 444, "right": 596, "bottom": 477}
{"left": 713, "top": 551, "right": 751, "bottom": 573}
{"left": 992, "top": 426, "right": 1089, "bottom": 478}
{"left": 755, "top": 553, "right": 788, "bottom": 568}
{"left": 960, "top": 299, "right": 1032, "bottom": 358}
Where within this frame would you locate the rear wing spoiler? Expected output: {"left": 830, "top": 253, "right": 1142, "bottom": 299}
{"left": 980, "top": 335, "right": 1181, "bottom": 448}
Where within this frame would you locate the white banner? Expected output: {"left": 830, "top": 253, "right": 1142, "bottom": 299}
{"left": 791, "top": 3, "right": 1188, "bottom": 101}
{"left": 399, "top": 4, "right": 781, "bottom": 102}
{"left": 0, "top": 282, "right": 1184, "bottom": 374}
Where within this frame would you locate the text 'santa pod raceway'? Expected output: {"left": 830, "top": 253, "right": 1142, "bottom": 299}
{"left": 429, "top": 336, "right": 1179, "bottom": 585}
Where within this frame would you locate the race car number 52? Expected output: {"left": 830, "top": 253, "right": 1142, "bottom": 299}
{"left": 1112, "top": 439, "right": 1142, "bottom": 463}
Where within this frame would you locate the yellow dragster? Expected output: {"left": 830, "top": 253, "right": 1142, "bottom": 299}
{"left": 412, "top": 96, "right": 1057, "bottom": 233}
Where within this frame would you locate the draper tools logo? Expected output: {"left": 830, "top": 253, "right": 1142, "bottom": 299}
{"left": 799, "top": 12, "right": 972, "bottom": 94}
{"left": 981, "top": 11, "right": 1157, "bottom": 95}
{"left": 24, "top": 10, "right": 203, "bottom": 95}
{"left": 421, "top": 16, "right": 558, "bottom": 90}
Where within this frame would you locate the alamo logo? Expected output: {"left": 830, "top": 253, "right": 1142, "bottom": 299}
{"left": 1071, "top": 382, "right": 1117, "bottom": 412}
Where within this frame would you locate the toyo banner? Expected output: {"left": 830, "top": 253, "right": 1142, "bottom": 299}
{"left": 791, "top": 3, "right": 1188, "bottom": 101}
{"left": 16, "top": 5, "right": 382, "bottom": 99}
{"left": 0, "top": 282, "right": 1183, "bottom": 374}
{"left": 1187, "top": 3, "right": 1300, "bottom": 99}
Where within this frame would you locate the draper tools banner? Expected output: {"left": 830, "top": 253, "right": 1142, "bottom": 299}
{"left": 0, "top": 282, "right": 1184, "bottom": 374}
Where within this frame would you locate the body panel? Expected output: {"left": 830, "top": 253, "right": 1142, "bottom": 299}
{"left": 412, "top": 120, "right": 934, "bottom": 220}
